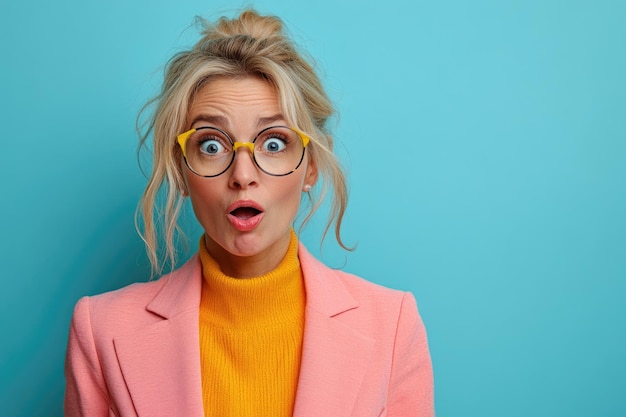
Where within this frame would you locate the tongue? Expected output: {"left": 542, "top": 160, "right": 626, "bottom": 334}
{"left": 231, "top": 207, "right": 260, "bottom": 220}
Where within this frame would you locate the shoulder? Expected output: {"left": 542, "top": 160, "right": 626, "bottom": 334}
{"left": 76, "top": 272, "right": 166, "bottom": 320}
{"left": 85, "top": 278, "right": 166, "bottom": 310}
{"left": 70, "top": 255, "right": 201, "bottom": 335}
{"left": 298, "top": 243, "right": 419, "bottom": 327}
{"left": 335, "top": 267, "right": 408, "bottom": 304}
{"left": 298, "top": 242, "right": 409, "bottom": 298}
{"left": 333, "top": 268, "right": 420, "bottom": 330}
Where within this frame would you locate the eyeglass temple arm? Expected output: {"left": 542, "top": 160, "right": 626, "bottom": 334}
{"left": 176, "top": 129, "right": 196, "bottom": 157}
{"left": 294, "top": 129, "right": 310, "bottom": 147}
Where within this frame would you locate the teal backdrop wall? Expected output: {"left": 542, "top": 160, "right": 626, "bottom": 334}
{"left": 1, "top": 0, "right": 625, "bottom": 415}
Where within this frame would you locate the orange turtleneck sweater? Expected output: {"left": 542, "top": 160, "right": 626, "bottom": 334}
{"left": 198, "top": 231, "right": 306, "bottom": 417}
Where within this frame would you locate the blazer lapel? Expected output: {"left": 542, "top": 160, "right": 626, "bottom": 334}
{"left": 293, "top": 245, "right": 376, "bottom": 417}
{"left": 113, "top": 256, "right": 205, "bottom": 417}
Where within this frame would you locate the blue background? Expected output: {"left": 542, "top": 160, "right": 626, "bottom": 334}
{"left": 1, "top": 0, "right": 625, "bottom": 416}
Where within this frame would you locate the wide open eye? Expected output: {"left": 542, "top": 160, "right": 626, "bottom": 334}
{"left": 199, "top": 140, "right": 226, "bottom": 154}
{"left": 262, "top": 137, "right": 287, "bottom": 153}
{"left": 191, "top": 129, "right": 231, "bottom": 156}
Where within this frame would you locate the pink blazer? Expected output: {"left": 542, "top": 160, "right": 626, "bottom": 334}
{"left": 65, "top": 243, "right": 434, "bottom": 416}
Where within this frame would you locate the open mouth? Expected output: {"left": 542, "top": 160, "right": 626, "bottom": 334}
{"left": 230, "top": 206, "right": 262, "bottom": 220}
{"left": 227, "top": 200, "right": 264, "bottom": 231}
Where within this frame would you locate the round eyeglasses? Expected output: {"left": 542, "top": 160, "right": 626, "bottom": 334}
{"left": 177, "top": 126, "right": 311, "bottom": 177}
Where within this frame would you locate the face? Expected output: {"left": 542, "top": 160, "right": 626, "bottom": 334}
{"left": 182, "top": 76, "right": 317, "bottom": 277}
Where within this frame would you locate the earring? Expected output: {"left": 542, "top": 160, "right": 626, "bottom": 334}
{"left": 303, "top": 184, "right": 312, "bottom": 192}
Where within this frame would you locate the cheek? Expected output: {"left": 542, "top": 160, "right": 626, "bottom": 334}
{"left": 185, "top": 177, "right": 222, "bottom": 215}
{"left": 274, "top": 176, "right": 306, "bottom": 211}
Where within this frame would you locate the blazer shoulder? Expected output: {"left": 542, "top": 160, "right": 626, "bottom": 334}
{"left": 70, "top": 277, "right": 164, "bottom": 340}
{"left": 334, "top": 267, "right": 412, "bottom": 313}
{"left": 298, "top": 243, "right": 413, "bottom": 317}
{"left": 85, "top": 273, "right": 168, "bottom": 312}
{"left": 71, "top": 255, "right": 201, "bottom": 335}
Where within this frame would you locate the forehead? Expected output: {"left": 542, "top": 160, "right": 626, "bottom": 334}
{"left": 187, "top": 76, "right": 283, "bottom": 129}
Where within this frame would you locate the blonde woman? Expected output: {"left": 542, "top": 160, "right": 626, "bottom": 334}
{"left": 65, "top": 9, "right": 434, "bottom": 417}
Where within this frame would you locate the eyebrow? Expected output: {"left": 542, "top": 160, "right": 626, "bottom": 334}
{"left": 189, "top": 114, "right": 228, "bottom": 128}
{"left": 189, "top": 113, "right": 287, "bottom": 130}
{"left": 257, "top": 114, "right": 286, "bottom": 127}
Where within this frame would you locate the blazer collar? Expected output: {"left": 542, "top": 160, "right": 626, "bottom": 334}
{"left": 297, "top": 243, "right": 359, "bottom": 316}
{"left": 293, "top": 244, "right": 376, "bottom": 416}
{"left": 147, "top": 244, "right": 357, "bottom": 320}
{"left": 146, "top": 255, "right": 203, "bottom": 319}
{"left": 113, "top": 255, "right": 205, "bottom": 417}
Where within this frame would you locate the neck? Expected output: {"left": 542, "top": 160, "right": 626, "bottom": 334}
{"left": 203, "top": 231, "right": 292, "bottom": 278}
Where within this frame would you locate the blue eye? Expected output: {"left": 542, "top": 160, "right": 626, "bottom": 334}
{"left": 200, "top": 140, "right": 226, "bottom": 154}
{"left": 263, "top": 137, "right": 287, "bottom": 153}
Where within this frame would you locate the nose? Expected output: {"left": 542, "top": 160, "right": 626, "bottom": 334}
{"left": 228, "top": 142, "right": 259, "bottom": 189}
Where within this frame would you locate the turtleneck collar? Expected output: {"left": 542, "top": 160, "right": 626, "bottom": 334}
{"left": 198, "top": 229, "right": 305, "bottom": 328}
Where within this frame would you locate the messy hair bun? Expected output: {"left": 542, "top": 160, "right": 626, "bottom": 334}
{"left": 208, "top": 9, "right": 284, "bottom": 39}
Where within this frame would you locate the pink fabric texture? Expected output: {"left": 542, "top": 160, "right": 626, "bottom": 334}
{"left": 65, "top": 243, "right": 434, "bottom": 416}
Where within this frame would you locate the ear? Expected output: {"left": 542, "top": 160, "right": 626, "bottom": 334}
{"left": 179, "top": 167, "right": 190, "bottom": 197}
{"left": 303, "top": 155, "right": 318, "bottom": 191}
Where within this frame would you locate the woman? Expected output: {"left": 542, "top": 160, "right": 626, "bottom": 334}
{"left": 65, "top": 9, "right": 434, "bottom": 417}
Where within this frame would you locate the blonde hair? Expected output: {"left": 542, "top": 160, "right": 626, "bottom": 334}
{"left": 137, "top": 9, "right": 349, "bottom": 274}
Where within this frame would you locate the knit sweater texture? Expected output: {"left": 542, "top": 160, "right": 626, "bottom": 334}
{"left": 198, "top": 232, "right": 305, "bottom": 417}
